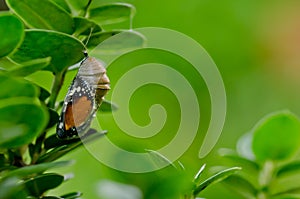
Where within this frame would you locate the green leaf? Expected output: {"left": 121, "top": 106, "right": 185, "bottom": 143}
{"left": 273, "top": 187, "right": 300, "bottom": 198}
{"left": 99, "top": 99, "right": 118, "bottom": 112}
{"left": 3, "top": 161, "right": 73, "bottom": 179}
{"left": 222, "top": 175, "right": 257, "bottom": 199}
{"left": 277, "top": 161, "right": 300, "bottom": 177}
{"left": 38, "top": 86, "right": 51, "bottom": 101}
{"left": 0, "top": 166, "right": 17, "bottom": 173}
{"left": 6, "top": 57, "right": 51, "bottom": 77}
{"left": 0, "top": 154, "right": 6, "bottom": 166}
{"left": 0, "top": 57, "right": 12, "bottom": 71}
{"left": 193, "top": 167, "right": 241, "bottom": 196}
{"left": 65, "top": 0, "right": 90, "bottom": 14}
{"left": 37, "top": 129, "right": 106, "bottom": 163}
{"left": 272, "top": 194, "right": 300, "bottom": 199}
{"left": 28, "top": 143, "right": 35, "bottom": 162}
{"left": 23, "top": 173, "right": 64, "bottom": 197}
{"left": 252, "top": 111, "right": 300, "bottom": 161}
{"left": 37, "top": 145, "right": 76, "bottom": 163}
{"left": 194, "top": 164, "right": 206, "bottom": 184}
{"left": 84, "top": 30, "right": 121, "bottom": 49}
{"left": 146, "top": 149, "right": 177, "bottom": 169}
{"left": 0, "top": 57, "right": 17, "bottom": 69}
{"left": 88, "top": 30, "right": 146, "bottom": 54}
{"left": 6, "top": 0, "right": 74, "bottom": 34}
{"left": 73, "top": 17, "right": 101, "bottom": 36}
{"left": 0, "top": 177, "right": 27, "bottom": 199}
{"left": 0, "top": 98, "right": 48, "bottom": 148}
{"left": 218, "top": 148, "right": 260, "bottom": 171}
{"left": 44, "top": 128, "right": 106, "bottom": 151}
{"left": 46, "top": 108, "right": 59, "bottom": 129}
{"left": 0, "top": 74, "right": 38, "bottom": 99}
{"left": 237, "top": 132, "right": 255, "bottom": 160}
{"left": 50, "top": 0, "right": 71, "bottom": 13}
{"left": 0, "top": 12, "right": 24, "bottom": 58}
{"left": 60, "top": 192, "right": 82, "bottom": 199}
{"left": 44, "top": 134, "right": 81, "bottom": 150}
{"left": 87, "top": 3, "right": 135, "bottom": 25}
{"left": 9, "top": 30, "right": 85, "bottom": 74}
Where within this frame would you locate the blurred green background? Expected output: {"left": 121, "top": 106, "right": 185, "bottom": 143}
{"left": 23, "top": 0, "right": 300, "bottom": 198}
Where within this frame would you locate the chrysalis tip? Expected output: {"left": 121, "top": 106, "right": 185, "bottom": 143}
{"left": 83, "top": 50, "right": 88, "bottom": 58}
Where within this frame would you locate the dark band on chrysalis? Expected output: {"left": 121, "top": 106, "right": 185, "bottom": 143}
{"left": 83, "top": 50, "right": 88, "bottom": 58}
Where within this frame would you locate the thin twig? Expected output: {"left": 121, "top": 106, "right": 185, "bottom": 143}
{"left": 31, "top": 71, "right": 66, "bottom": 164}
{"left": 47, "top": 71, "right": 66, "bottom": 109}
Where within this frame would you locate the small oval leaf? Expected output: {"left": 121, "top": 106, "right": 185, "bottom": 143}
{"left": 87, "top": 3, "right": 135, "bottom": 25}
{"left": 6, "top": 0, "right": 74, "bottom": 34}
{"left": 277, "top": 161, "right": 300, "bottom": 177}
{"left": 218, "top": 148, "right": 260, "bottom": 172}
{"left": 44, "top": 134, "right": 81, "bottom": 150}
{"left": 88, "top": 30, "right": 146, "bottom": 54}
{"left": 85, "top": 30, "right": 121, "bottom": 49}
{"left": 252, "top": 111, "right": 300, "bottom": 161}
{"left": 37, "top": 145, "right": 72, "bottom": 163}
{"left": 23, "top": 173, "right": 64, "bottom": 197}
{"left": 0, "top": 57, "right": 17, "bottom": 69}
{"left": 38, "top": 129, "right": 106, "bottom": 163}
{"left": 6, "top": 57, "right": 51, "bottom": 77}
{"left": 50, "top": 0, "right": 71, "bottom": 13}
{"left": 9, "top": 30, "right": 85, "bottom": 74}
{"left": 46, "top": 108, "right": 59, "bottom": 129}
{"left": 0, "top": 74, "right": 38, "bottom": 99}
{"left": 73, "top": 17, "right": 101, "bottom": 36}
{"left": 0, "top": 98, "right": 48, "bottom": 148}
{"left": 4, "top": 160, "right": 73, "bottom": 179}
{"left": 222, "top": 175, "right": 257, "bottom": 199}
{"left": 0, "top": 177, "right": 27, "bottom": 199}
{"left": 65, "top": 0, "right": 90, "bottom": 14}
{"left": 38, "top": 86, "right": 51, "bottom": 101}
{"left": 237, "top": 132, "right": 256, "bottom": 160}
{"left": 0, "top": 12, "right": 24, "bottom": 58}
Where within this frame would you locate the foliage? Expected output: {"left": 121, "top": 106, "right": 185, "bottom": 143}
{"left": 147, "top": 150, "right": 241, "bottom": 199}
{"left": 218, "top": 111, "right": 300, "bottom": 199}
{"left": 0, "top": 0, "right": 142, "bottom": 198}
{"left": 94, "top": 150, "right": 240, "bottom": 199}
{"left": 2, "top": 0, "right": 299, "bottom": 198}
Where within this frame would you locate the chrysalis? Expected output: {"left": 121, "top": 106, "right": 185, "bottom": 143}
{"left": 56, "top": 52, "right": 110, "bottom": 139}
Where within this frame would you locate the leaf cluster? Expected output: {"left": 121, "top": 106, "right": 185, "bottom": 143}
{"left": 0, "top": 0, "right": 142, "bottom": 198}
{"left": 145, "top": 150, "right": 241, "bottom": 199}
{"left": 219, "top": 111, "right": 300, "bottom": 199}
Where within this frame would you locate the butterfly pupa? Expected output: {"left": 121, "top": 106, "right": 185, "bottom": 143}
{"left": 56, "top": 53, "right": 110, "bottom": 139}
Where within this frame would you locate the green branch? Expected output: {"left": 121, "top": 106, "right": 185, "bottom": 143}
{"left": 47, "top": 71, "right": 66, "bottom": 109}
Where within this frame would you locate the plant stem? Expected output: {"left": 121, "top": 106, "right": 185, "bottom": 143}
{"left": 257, "top": 160, "right": 275, "bottom": 199}
{"left": 83, "top": 0, "right": 92, "bottom": 17}
{"left": 31, "top": 71, "right": 66, "bottom": 164}
{"left": 48, "top": 71, "right": 66, "bottom": 109}
{"left": 12, "top": 148, "right": 26, "bottom": 167}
